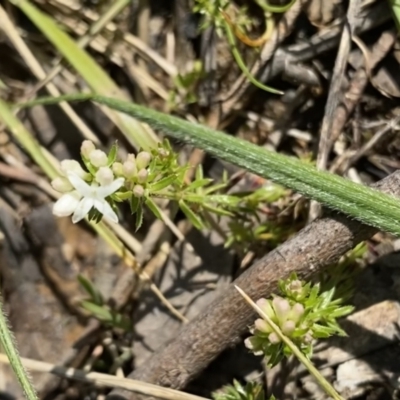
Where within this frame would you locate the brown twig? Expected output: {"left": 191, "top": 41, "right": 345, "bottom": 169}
{"left": 106, "top": 170, "right": 400, "bottom": 400}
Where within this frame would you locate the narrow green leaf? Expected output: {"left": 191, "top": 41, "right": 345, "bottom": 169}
{"left": 328, "top": 305, "right": 355, "bottom": 318}
{"left": 107, "top": 142, "right": 118, "bottom": 165}
{"left": 202, "top": 203, "right": 234, "bottom": 217}
{"left": 145, "top": 196, "right": 163, "bottom": 220}
{"left": 81, "top": 301, "right": 113, "bottom": 322}
{"left": 185, "top": 178, "right": 213, "bottom": 192}
{"left": 80, "top": 302, "right": 130, "bottom": 330}
{"left": 130, "top": 195, "right": 140, "bottom": 214}
{"left": 203, "top": 183, "right": 228, "bottom": 195}
{"left": 17, "top": 93, "right": 400, "bottom": 237}
{"left": 149, "top": 175, "right": 177, "bottom": 192}
{"left": 179, "top": 200, "right": 205, "bottom": 229}
{"left": 0, "top": 293, "right": 38, "bottom": 399}
{"left": 77, "top": 275, "right": 104, "bottom": 305}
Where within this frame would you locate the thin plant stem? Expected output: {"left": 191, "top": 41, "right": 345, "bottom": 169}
{"left": 235, "top": 285, "right": 344, "bottom": 400}
{"left": 0, "top": 292, "right": 38, "bottom": 400}
{"left": 221, "top": 13, "right": 283, "bottom": 95}
{"left": 17, "top": 93, "right": 400, "bottom": 237}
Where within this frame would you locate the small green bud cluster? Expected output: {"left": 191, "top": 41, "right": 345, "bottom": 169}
{"left": 117, "top": 151, "right": 152, "bottom": 197}
{"left": 51, "top": 138, "right": 289, "bottom": 236}
{"left": 245, "top": 273, "right": 354, "bottom": 367}
{"left": 80, "top": 140, "right": 119, "bottom": 184}
{"left": 244, "top": 296, "right": 309, "bottom": 365}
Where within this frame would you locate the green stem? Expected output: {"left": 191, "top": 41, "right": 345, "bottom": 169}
{"left": 222, "top": 15, "right": 283, "bottom": 95}
{"left": 0, "top": 292, "right": 38, "bottom": 399}
{"left": 254, "top": 0, "right": 297, "bottom": 13}
{"left": 17, "top": 93, "right": 400, "bottom": 237}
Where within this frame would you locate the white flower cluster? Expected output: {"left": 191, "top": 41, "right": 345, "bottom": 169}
{"left": 52, "top": 141, "right": 124, "bottom": 223}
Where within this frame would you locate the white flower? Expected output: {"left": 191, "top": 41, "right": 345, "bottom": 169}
{"left": 53, "top": 172, "right": 124, "bottom": 223}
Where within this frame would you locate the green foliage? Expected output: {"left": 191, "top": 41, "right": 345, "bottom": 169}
{"left": 59, "top": 137, "right": 288, "bottom": 246}
{"left": 212, "top": 380, "right": 273, "bottom": 400}
{"left": 78, "top": 275, "right": 131, "bottom": 331}
{"left": 20, "top": 93, "right": 400, "bottom": 238}
{"left": 192, "top": 0, "right": 298, "bottom": 94}
{"left": 319, "top": 242, "right": 367, "bottom": 303}
{"left": 193, "top": 0, "right": 230, "bottom": 33}
{"left": 245, "top": 271, "right": 355, "bottom": 367}
{"left": 169, "top": 61, "right": 204, "bottom": 109}
{"left": 0, "top": 294, "right": 38, "bottom": 399}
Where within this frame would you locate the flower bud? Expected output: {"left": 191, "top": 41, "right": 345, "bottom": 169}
{"left": 281, "top": 320, "right": 295, "bottom": 336}
{"left": 89, "top": 149, "right": 108, "bottom": 167}
{"left": 81, "top": 140, "right": 96, "bottom": 159}
{"left": 112, "top": 162, "right": 123, "bottom": 176}
{"left": 288, "top": 303, "right": 304, "bottom": 324}
{"left": 60, "top": 160, "right": 87, "bottom": 179}
{"left": 244, "top": 337, "right": 263, "bottom": 356}
{"left": 272, "top": 296, "right": 290, "bottom": 324}
{"left": 287, "top": 279, "right": 303, "bottom": 296}
{"left": 137, "top": 169, "right": 148, "bottom": 184}
{"left": 157, "top": 148, "right": 169, "bottom": 158}
{"left": 123, "top": 160, "right": 137, "bottom": 178}
{"left": 96, "top": 167, "right": 114, "bottom": 186}
{"left": 268, "top": 332, "right": 281, "bottom": 344}
{"left": 136, "top": 151, "right": 151, "bottom": 169}
{"left": 51, "top": 177, "right": 73, "bottom": 193}
{"left": 255, "top": 319, "right": 272, "bottom": 334}
{"left": 256, "top": 298, "right": 275, "bottom": 319}
{"left": 133, "top": 184, "right": 145, "bottom": 198}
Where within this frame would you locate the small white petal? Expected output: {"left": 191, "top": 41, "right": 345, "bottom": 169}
{"left": 97, "top": 177, "right": 125, "bottom": 198}
{"left": 67, "top": 172, "right": 93, "bottom": 197}
{"left": 93, "top": 199, "right": 119, "bottom": 223}
{"left": 53, "top": 192, "right": 81, "bottom": 217}
{"left": 72, "top": 197, "right": 94, "bottom": 223}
